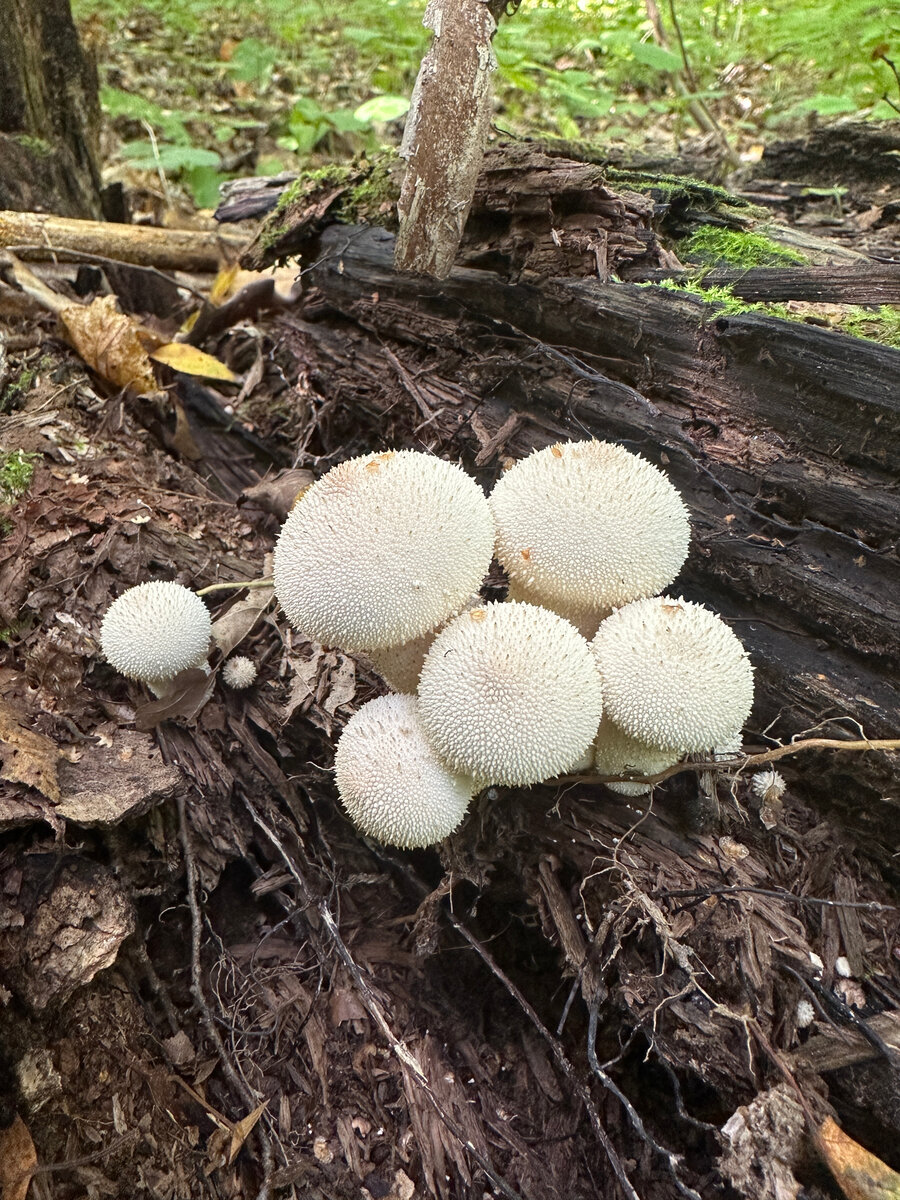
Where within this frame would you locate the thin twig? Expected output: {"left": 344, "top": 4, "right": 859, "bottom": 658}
{"left": 653, "top": 885, "right": 898, "bottom": 913}
{"left": 177, "top": 796, "right": 275, "bottom": 1199}
{"left": 568, "top": 735, "right": 900, "bottom": 790}
{"left": 195, "top": 577, "right": 273, "bottom": 597}
{"left": 241, "top": 794, "right": 525, "bottom": 1200}
{"left": 446, "top": 912, "right": 642, "bottom": 1200}
{"left": 587, "top": 996, "right": 703, "bottom": 1200}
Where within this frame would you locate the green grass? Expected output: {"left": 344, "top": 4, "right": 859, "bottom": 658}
{"left": 72, "top": 0, "right": 900, "bottom": 198}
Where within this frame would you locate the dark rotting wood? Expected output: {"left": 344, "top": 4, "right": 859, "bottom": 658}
{"left": 626, "top": 262, "right": 900, "bottom": 304}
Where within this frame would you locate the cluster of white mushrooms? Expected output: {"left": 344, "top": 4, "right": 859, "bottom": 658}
{"left": 99, "top": 440, "right": 755, "bottom": 851}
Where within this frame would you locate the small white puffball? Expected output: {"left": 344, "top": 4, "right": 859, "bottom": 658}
{"left": 834, "top": 956, "right": 852, "bottom": 979}
{"left": 100, "top": 581, "right": 211, "bottom": 691}
{"left": 751, "top": 768, "right": 786, "bottom": 802}
{"left": 222, "top": 656, "right": 257, "bottom": 689}
{"left": 592, "top": 717, "right": 681, "bottom": 796}
{"left": 796, "top": 999, "right": 815, "bottom": 1029}
{"left": 417, "top": 601, "right": 604, "bottom": 787}
{"left": 490, "top": 439, "right": 690, "bottom": 621}
{"left": 334, "top": 694, "right": 474, "bottom": 848}
{"left": 273, "top": 450, "right": 495, "bottom": 652}
{"left": 591, "top": 596, "right": 754, "bottom": 753}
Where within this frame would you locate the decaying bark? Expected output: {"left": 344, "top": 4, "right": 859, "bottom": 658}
{"left": 0, "top": 0, "right": 103, "bottom": 218}
{"left": 395, "top": 0, "right": 499, "bottom": 277}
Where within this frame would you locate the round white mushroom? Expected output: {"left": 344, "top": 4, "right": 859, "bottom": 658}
{"left": 334, "top": 694, "right": 474, "bottom": 848}
{"left": 490, "top": 440, "right": 690, "bottom": 622}
{"left": 591, "top": 596, "right": 753, "bottom": 753}
{"left": 592, "top": 717, "right": 681, "bottom": 796}
{"left": 273, "top": 450, "right": 495, "bottom": 653}
{"left": 222, "top": 655, "right": 258, "bottom": 689}
{"left": 417, "top": 600, "right": 604, "bottom": 787}
{"left": 100, "top": 581, "right": 211, "bottom": 696}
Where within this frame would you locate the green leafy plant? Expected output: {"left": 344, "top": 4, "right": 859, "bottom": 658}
{"left": 0, "top": 450, "right": 40, "bottom": 506}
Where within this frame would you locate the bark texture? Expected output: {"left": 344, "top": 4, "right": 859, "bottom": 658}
{"left": 0, "top": 0, "right": 103, "bottom": 218}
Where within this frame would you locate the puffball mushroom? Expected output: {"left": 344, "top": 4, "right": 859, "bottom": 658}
{"left": 591, "top": 596, "right": 753, "bottom": 753}
{"left": 273, "top": 449, "right": 495, "bottom": 653}
{"left": 100, "top": 580, "right": 211, "bottom": 696}
{"left": 490, "top": 440, "right": 690, "bottom": 623}
{"left": 592, "top": 717, "right": 681, "bottom": 796}
{"left": 222, "top": 655, "right": 257, "bottom": 689}
{"left": 417, "top": 600, "right": 604, "bottom": 787}
{"left": 334, "top": 693, "right": 474, "bottom": 848}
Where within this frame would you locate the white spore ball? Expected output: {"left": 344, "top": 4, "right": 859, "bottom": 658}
{"left": 490, "top": 440, "right": 690, "bottom": 619}
{"left": 334, "top": 694, "right": 474, "bottom": 848}
{"left": 100, "top": 581, "right": 211, "bottom": 692}
{"left": 417, "top": 601, "right": 604, "bottom": 787}
{"left": 222, "top": 656, "right": 258, "bottom": 689}
{"left": 592, "top": 717, "right": 681, "bottom": 796}
{"left": 273, "top": 450, "right": 495, "bottom": 652}
{"left": 591, "top": 596, "right": 753, "bottom": 753}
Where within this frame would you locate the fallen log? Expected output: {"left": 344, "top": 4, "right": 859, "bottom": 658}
{"left": 628, "top": 262, "right": 900, "bottom": 303}
{"left": 297, "top": 222, "right": 900, "bottom": 840}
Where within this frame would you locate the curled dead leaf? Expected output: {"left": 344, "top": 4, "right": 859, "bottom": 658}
{"left": 59, "top": 295, "right": 157, "bottom": 394}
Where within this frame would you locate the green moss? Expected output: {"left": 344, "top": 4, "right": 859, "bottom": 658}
{"left": 839, "top": 305, "right": 900, "bottom": 349}
{"left": 678, "top": 224, "right": 808, "bottom": 268}
{"left": 0, "top": 450, "right": 40, "bottom": 505}
{"left": 657, "top": 277, "right": 792, "bottom": 320}
{"left": 335, "top": 155, "right": 400, "bottom": 224}
{"left": 273, "top": 162, "right": 358, "bottom": 216}
{"left": 14, "top": 134, "right": 53, "bottom": 156}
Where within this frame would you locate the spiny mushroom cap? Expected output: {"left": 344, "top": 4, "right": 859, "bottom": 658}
{"left": 222, "top": 655, "right": 257, "bottom": 689}
{"left": 417, "top": 601, "right": 604, "bottom": 787}
{"left": 334, "top": 694, "right": 474, "bottom": 849}
{"left": 506, "top": 578, "right": 606, "bottom": 641}
{"left": 490, "top": 440, "right": 690, "bottom": 617}
{"left": 100, "top": 581, "right": 211, "bottom": 686}
{"left": 591, "top": 596, "right": 753, "bottom": 753}
{"left": 367, "top": 594, "right": 481, "bottom": 693}
{"left": 273, "top": 450, "right": 495, "bottom": 652}
{"left": 592, "top": 717, "right": 681, "bottom": 796}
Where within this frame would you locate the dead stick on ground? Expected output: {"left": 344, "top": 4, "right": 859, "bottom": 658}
{"left": 177, "top": 796, "right": 275, "bottom": 1200}
{"left": 572, "top": 736, "right": 900, "bottom": 789}
{"left": 241, "top": 794, "right": 526, "bottom": 1200}
{"left": 447, "top": 912, "right": 643, "bottom": 1200}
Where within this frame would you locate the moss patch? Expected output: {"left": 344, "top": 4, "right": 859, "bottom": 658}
{"left": 0, "top": 450, "right": 40, "bottom": 505}
{"left": 840, "top": 305, "right": 900, "bottom": 349}
{"left": 678, "top": 225, "right": 808, "bottom": 268}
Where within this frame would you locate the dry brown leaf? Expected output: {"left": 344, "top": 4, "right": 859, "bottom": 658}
{"left": 210, "top": 587, "right": 274, "bottom": 658}
{"left": 150, "top": 342, "right": 238, "bottom": 382}
{"left": 816, "top": 1116, "right": 900, "bottom": 1200}
{"left": 0, "top": 1113, "right": 37, "bottom": 1200}
{"left": 59, "top": 295, "right": 157, "bottom": 394}
{"left": 227, "top": 1101, "right": 268, "bottom": 1165}
{"left": 0, "top": 700, "right": 61, "bottom": 803}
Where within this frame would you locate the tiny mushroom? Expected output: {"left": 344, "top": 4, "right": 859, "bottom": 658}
{"left": 417, "top": 600, "right": 604, "bottom": 787}
{"left": 273, "top": 449, "right": 495, "bottom": 653}
{"left": 490, "top": 440, "right": 690, "bottom": 626}
{"left": 222, "top": 655, "right": 258, "bottom": 689}
{"left": 591, "top": 595, "right": 753, "bottom": 753}
{"left": 100, "top": 580, "right": 211, "bottom": 697}
{"left": 334, "top": 693, "right": 474, "bottom": 848}
{"left": 592, "top": 717, "right": 681, "bottom": 796}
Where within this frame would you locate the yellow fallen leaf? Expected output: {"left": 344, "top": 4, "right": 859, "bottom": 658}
{"left": 0, "top": 700, "right": 61, "bottom": 803}
{"left": 59, "top": 295, "right": 157, "bottom": 394}
{"left": 0, "top": 1113, "right": 38, "bottom": 1200}
{"left": 227, "top": 1100, "right": 268, "bottom": 1164}
{"left": 150, "top": 342, "right": 238, "bottom": 382}
{"left": 817, "top": 1116, "right": 900, "bottom": 1200}
{"left": 209, "top": 262, "right": 241, "bottom": 305}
